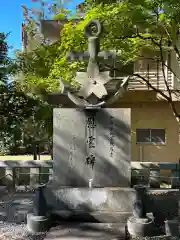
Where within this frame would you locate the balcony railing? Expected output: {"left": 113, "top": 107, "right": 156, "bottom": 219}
{"left": 128, "top": 60, "right": 174, "bottom": 90}
{"left": 0, "top": 160, "right": 179, "bottom": 191}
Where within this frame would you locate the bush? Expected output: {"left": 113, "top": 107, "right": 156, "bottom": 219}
{"left": 0, "top": 140, "right": 10, "bottom": 155}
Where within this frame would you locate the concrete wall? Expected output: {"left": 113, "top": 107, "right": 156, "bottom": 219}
{"left": 132, "top": 102, "right": 180, "bottom": 162}
{"left": 114, "top": 99, "right": 180, "bottom": 163}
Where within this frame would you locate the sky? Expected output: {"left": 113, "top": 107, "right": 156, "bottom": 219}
{"left": 0, "top": 0, "right": 82, "bottom": 57}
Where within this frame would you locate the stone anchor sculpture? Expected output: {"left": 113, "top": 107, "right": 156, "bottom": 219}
{"left": 62, "top": 19, "right": 129, "bottom": 108}
{"left": 27, "top": 19, "right": 131, "bottom": 235}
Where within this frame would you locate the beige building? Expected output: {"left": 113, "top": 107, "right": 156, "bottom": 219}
{"left": 114, "top": 48, "right": 180, "bottom": 163}
{"left": 115, "top": 93, "right": 180, "bottom": 163}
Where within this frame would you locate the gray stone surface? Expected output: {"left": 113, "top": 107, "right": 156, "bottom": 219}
{"left": 27, "top": 213, "right": 49, "bottom": 233}
{"left": 44, "top": 223, "right": 125, "bottom": 240}
{"left": 53, "top": 108, "right": 131, "bottom": 187}
{"left": 0, "top": 191, "right": 178, "bottom": 239}
{"left": 94, "top": 108, "right": 131, "bottom": 187}
{"left": 45, "top": 107, "right": 131, "bottom": 222}
{"left": 53, "top": 108, "right": 88, "bottom": 186}
{"left": 44, "top": 187, "right": 136, "bottom": 221}
{"left": 127, "top": 216, "right": 155, "bottom": 237}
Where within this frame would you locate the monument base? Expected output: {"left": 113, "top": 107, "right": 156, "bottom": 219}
{"left": 44, "top": 223, "right": 126, "bottom": 240}
{"left": 127, "top": 216, "right": 155, "bottom": 237}
{"left": 43, "top": 184, "right": 136, "bottom": 223}
{"left": 27, "top": 213, "right": 50, "bottom": 233}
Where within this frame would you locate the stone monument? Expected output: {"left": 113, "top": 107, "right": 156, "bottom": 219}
{"left": 27, "top": 20, "right": 134, "bottom": 237}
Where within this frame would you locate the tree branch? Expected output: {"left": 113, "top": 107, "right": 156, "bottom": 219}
{"left": 104, "top": 63, "right": 180, "bottom": 121}
{"left": 117, "top": 30, "right": 180, "bottom": 80}
{"left": 138, "top": 55, "right": 180, "bottom": 82}
{"left": 116, "top": 31, "right": 160, "bottom": 46}
{"left": 159, "top": 38, "right": 180, "bottom": 121}
{"left": 104, "top": 63, "right": 170, "bottom": 100}
{"left": 114, "top": 31, "right": 180, "bottom": 121}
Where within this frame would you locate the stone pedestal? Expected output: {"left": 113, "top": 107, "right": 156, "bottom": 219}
{"left": 171, "top": 170, "right": 179, "bottom": 189}
{"left": 44, "top": 108, "right": 132, "bottom": 224}
{"left": 27, "top": 214, "right": 49, "bottom": 233}
{"left": 127, "top": 185, "right": 156, "bottom": 237}
{"left": 27, "top": 185, "right": 50, "bottom": 233}
{"left": 149, "top": 169, "right": 160, "bottom": 188}
{"left": 133, "top": 185, "right": 147, "bottom": 218}
{"left": 52, "top": 108, "right": 131, "bottom": 187}
{"left": 127, "top": 216, "right": 154, "bottom": 237}
{"left": 5, "top": 168, "right": 15, "bottom": 192}
{"left": 44, "top": 187, "right": 136, "bottom": 222}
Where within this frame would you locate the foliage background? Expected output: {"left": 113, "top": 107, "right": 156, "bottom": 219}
{"left": 2, "top": 0, "right": 180, "bottom": 154}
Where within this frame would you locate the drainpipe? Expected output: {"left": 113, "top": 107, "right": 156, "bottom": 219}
{"left": 139, "top": 146, "right": 144, "bottom": 162}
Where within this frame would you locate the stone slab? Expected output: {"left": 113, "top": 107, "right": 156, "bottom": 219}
{"left": 53, "top": 108, "right": 87, "bottom": 186}
{"left": 44, "top": 187, "right": 136, "bottom": 216}
{"left": 94, "top": 108, "right": 131, "bottom": 187}
{"left": 53, "top": 108, "right": 131, "bottom": 187}
{"left": 51, "top": 210, "right": 132, "bottom": 223}
{"left": 44, "top": 223, "right": 125, "bottom": 240}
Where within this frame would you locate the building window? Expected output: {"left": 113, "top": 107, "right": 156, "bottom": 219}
{"left": 136, "top": 128, "right": 166, "bottom": 144}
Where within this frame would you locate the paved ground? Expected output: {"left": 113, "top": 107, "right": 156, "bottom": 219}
{"left": 44, "top": 223, "right": 125, "bottom": 240}
{"left": 0, "top": 191, "right": 179, "bottom": 240}
{"left": 0, "top": 191, "right": 126, "bottom": 239}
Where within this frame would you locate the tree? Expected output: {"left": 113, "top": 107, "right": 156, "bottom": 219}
{"left": 15, "top": 42, "right": 60, "bottom": 95}
{"left": 0, "top": 32, "right": 16, "bottom": 85}
{"left": 0, "top": 33, "right": 52, "bottom": 155}
{"left": 16, "top": 0, "right": 180, "bottom": 120}
{"left": 21, "top": 0, "right": 74, "bottom": 49}
{"left": 16, "top": 0, "right": 77, "bottom": 96}
{"left": 1, "top": 86, "right": 53, "bottom": 155}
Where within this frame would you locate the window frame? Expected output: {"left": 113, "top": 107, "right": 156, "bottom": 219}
{"left": 136, "top": 128, "right": 166, "bottom": 145}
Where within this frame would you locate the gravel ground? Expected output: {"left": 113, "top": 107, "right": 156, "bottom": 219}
{"left": 0, "top": 191, "right": 46, "bottom": 239}
{"left": 0, "top": 222, "right": 179, "bottom": 240}
{"left": 130, "top": 237, "right": 179, "bottom": 240}
{"left": 0, "top": 222, "right": 46, "bottom": 240}
{"left": 0, "top": 190, "right": 179, "bottom": 240}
